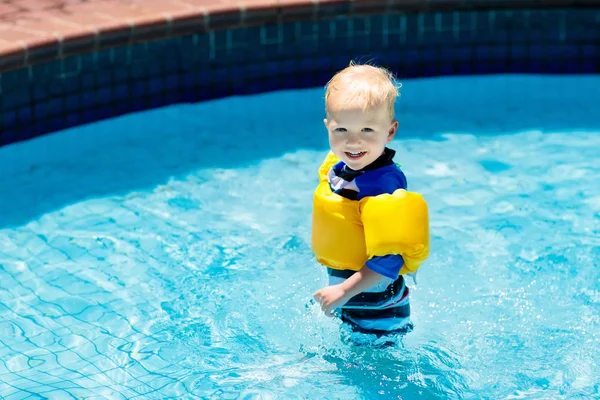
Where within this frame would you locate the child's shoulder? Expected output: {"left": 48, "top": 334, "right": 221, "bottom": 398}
{"left": 358, "top": 164, "right": 407, "bottom": 197}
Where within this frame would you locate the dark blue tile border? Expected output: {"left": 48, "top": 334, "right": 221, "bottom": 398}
{"left": 0, "top": 8, "right": 599, "bottom": 148}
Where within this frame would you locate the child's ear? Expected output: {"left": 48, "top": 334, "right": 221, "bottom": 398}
{"left": 387, "top": 120, "right": 399, "bottom": 142}
{"left": 323, "top": 118, "right": 328, "bottom": 127}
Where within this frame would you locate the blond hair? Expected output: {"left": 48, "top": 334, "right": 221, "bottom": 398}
{"left": 324, "top": 61, "right": 400, "bottom": 118}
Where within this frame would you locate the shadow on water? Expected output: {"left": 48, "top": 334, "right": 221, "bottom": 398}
{"left": 0, "top": 74, "right": 598, "bottom": 229}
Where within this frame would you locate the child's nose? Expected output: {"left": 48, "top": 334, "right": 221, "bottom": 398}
{"left": 346, "top": 132, "right": 362, "bottom": 145}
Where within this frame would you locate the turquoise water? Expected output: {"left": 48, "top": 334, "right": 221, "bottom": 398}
{"left": 0, "top": 75, "right": 599, "bottom": 399}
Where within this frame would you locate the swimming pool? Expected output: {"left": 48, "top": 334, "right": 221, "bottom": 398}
{"left": 0, "top": 74, "right": 598, "bottom": 399}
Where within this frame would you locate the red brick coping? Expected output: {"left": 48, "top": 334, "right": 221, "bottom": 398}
{"left": 0, "top": 0, "right": 596, "bottom": 73}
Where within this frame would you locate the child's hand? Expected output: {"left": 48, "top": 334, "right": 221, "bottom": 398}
{"left": 313, "top": 285, "right": 350, "bottom": 317}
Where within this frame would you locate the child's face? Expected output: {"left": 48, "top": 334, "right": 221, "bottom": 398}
{"left": 324, "top": 104, "right": 398, "bottom": 170}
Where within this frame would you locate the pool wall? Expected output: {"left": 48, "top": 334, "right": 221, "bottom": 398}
{"left": 0, "top": 0, "right": 599, "bottom": 148}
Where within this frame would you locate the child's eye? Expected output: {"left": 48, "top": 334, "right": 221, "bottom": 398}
{"left": 362, "top": 128, "right": 374, "bottom": 132}
{"left": 334, "top": 128, "right": 347, "bottom": 132}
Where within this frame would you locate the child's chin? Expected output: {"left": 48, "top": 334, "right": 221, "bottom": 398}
{"left": 344, "top": 158, "right": 368, "bottom": 169}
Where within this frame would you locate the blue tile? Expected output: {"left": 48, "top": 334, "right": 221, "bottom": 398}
{"left": 164, "top": 75, "right": 179, "bottom": 92}
{"left": 113, "top": 85, "right": 129, "bottom": 101}
{"left": 32, "top": 60, "right": 61, "bottom": 82}
{"left": 48, "top": 98, "right": 63, "bottom": 117}
{"left": 229, "top": 65, "right": 246, "bottom": 82}
{"left": 32, "top": 85, "right": 48, "bottom": 102}
{"left": 65, "top": 112, "right": 80, "bottom": 127}
{"left": 510, "top": 45, "right": 528, "bottom": 59}
{"left": 529, "top": 45, "right": 544, "bottom": 60}
{"left": 386, "top": 14, "right": 403, "bottom": 34}
{"left": 17, "top": 106, "right": 32, "bottom": 124}
{"left": 545, "top": 45, "right": 571, "bottom": 60}
{"left": 263, "top": 44, "right": 280, "bottom": 60}
{"left": 97, "top": 69, "right": 113, "bottom": 87}
{"left": 146, "top": 62, "right": 162, "bottom": 78}
{"left": 130, "top": 62, "right": 148, "bottom": 80}
{"left": 299, "top": 38, "right": 321, "bottom": 56}
{"left": 313, "top": 56, "right": 334, "bottom": 71}
{"left": 489, "top": 30, "right": 509, "bottom": 44}
{"left": 318, "top": 36, "right": 339, "bottom": 56}
{"left": 1, "top": 68, "right": 30, "bottom": 92}
{"left": 163, "top": 56, "right": 180, "bottom": 73}
{"left": 420, "top": 63, "right": 439, "bottom": 77}
{"left": 148, "top": 77, "right": 163, "bottom": 95}
{"left": 81, "top": 109, "right": 99, "bottom": 125}
{"left": 81, "top": 72, "right": 96, "bottom": 89}
{"left": 242, "top": 64, "right": 263, "bottom": 79}
{"left": 421, "top": 49, "right": 438, "bottom": 62}
{"left": 352, "top": 16, "right": 370, "bottom": 36}
{"left": 96, "top": 88, "right": 111, "bottom": 104}
{"left": 563, "top": 45, "right": 580, "bottom": 60}
{"left": 280, "top": 59, "right": 298, "bottom": 75}
{"left": 240, "top": 80, "right": 264, "bottom": 96}
{"left": 563, "top": 61, "right": 579, "bottom": 73}
{"left": 211, "top": 68, "right": 229, "bottom": 84}
{"left": 112, "top": 68, "right": 128, "bottom": 84}
{"left": 439, "top": 63, "right": 455, "bottom": 76}
{"left": 92, "top": 48, "right": 113, "bottom": 69}
{"left": 181, "top": 72, "right": 197, "bottom": 87}
{"left": 32, "top": 121, "right": 45, "bottom": 138}
{"left": 81, "top": 91, "right": 96, "bottom": 109}
{"left": 60, "top": 75, "right": 80, "bottom": 95}
{"left": 264, "top": 60, "right": 282, "bottom": 76}
{"left": 34, "top": 101, "right": 50, "bottom": 119}
{"left": 65, "top": 94, "right": 81, "bottom": 111}
{"left": 2, "top": 109, "right": 17, "bottom": 128}
{"left": 510, "top": 61, "right": 529, "bottom": 73}
{"left": 210, "top": 84, "right": 232, "bottom": 100}
{"left": 369, "top": 14, "right": 385, "bottom": 37}
{"left": 164, "top": 91, "right": 179, "bottom": 105}
{"left": 97, "top": 105, "right": 114, "bottom": 121}
{"left": 528, "top": 61, "right": 544, "bottom": 73}
{"left": 580, "top": 62, "right": 596, "bottom": 73}
{"left": 262, "top": 76, "right": 283, "bottom": 93}
{"left": 113, "top": 46, "right": 129, "bottom": 67}
{"left": 130, "top": 42, "right": 149, "bottom": 63}
{"left": 405, "top": 15, "right": 419, "bottom": 45}
{"left": 47, "top": 116, "right": 65, "bottom": 133}
{"left": 582, "top": 45, "right": 596, "bottom": 58}
{"left": 282, "top": 21, "right": 296, "bottom": 43}
{"left": 17, "top": 124, "right": 35, "bottom": 141}
{"left": 61, "top": 56, "right": 80, "bottom": 76}
{"left": 147, "top": 94, "right": 167, "bottom": 110}
{"left": 130, "top": 81, "right": 147, "bottom": 98}
{"left": 476, "top": 46, "right": 492, "bottom": 60}
{"left": 351, "top": 35, "right": 371, "bottom": 53}
{"left": 261, "top": 24, "right": 280, "bottom": 44}
{"left": 454, "top": 63, "right": 473, "bottom": 76}
{"left": 298, "top": 20, "right": 318, "bottom": 40}
{"left": 332, "top": 55, "right": 351, "bottom": 71}
{"left": 526, "top": 29, "right": 544, "bottom": 42}
{"left": 1, "top": 88, "right": 30, "bottom": 110}
{"left": 198, "top": 71, "right": 211, "bottom": 86}
{"left": 386, "top": 50, "right": 405, "bottom": 67}
{"left": 79, "top": 52, "right": 96, "bottom": 71}
{"left": 2, "top": 127, "right": 18, "bottom": 145}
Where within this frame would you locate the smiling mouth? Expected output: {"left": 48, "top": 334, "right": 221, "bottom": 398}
{"left": 345, "top": 151, "right": 366, "bottom": 159}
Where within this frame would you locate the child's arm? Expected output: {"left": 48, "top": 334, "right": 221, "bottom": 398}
{"left": 313, "top": 265, "right": 385, "bottom": 317}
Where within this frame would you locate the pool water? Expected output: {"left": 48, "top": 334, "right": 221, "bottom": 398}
{"left": 0, "top": 75, "right": 599, "bottom": 399}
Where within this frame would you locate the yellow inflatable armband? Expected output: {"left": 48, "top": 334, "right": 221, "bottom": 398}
{"left": 317, "top": 151, "right": 340, "bottom": 182}
{"left": 359, "top": 189, "right": 430, "bottom": 274}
